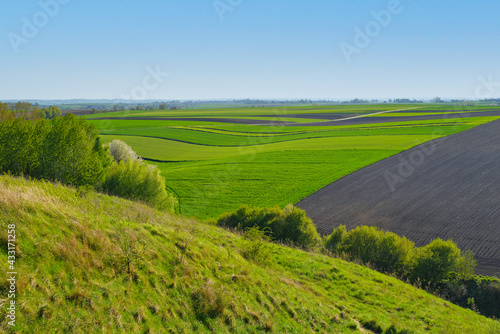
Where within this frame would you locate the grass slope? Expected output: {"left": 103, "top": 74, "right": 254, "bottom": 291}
{"left": 1, "top": 176, "right": 499, "bottom": 333}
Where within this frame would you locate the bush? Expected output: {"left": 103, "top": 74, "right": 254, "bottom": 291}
{"left": 324, "top": 225, "right": 347, "bottom": 254}
{"left": 411, "top": 239, "right": 461, "bottom": 284}
{"left": 218, "top": 204, "right": 321, "bottom": 249}
{"left": 108, "top": 139, "right": 139, "bottom": 163}
{"left": 241, "top": 226, "right": 272, "bottom": 263}
{"left": 192, "top": 281, "right": 228, "bottom": 318}
{"left": 103, "top": 159, "right": 177, "bottom": 211}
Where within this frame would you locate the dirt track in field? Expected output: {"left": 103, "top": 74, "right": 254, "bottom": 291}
{"left": 283, "top": 110, "right": 500, "bottom": 125}
{"left": 297, "top": 119, "right": 500, "bottom": 276}
{"left": 88, "top": 109, "right": 500, "bottom": 126}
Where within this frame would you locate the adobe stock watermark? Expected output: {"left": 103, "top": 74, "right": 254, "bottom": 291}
{"left": 474, "top": 74, "right": 500, "bottom": 99}
{"left": 7, "top": 0, "right": 71, "bottom": 54}
{"left": 384, "top": 74, "right": 499, "bottom": 192}
{"left": 340, "top": 0, "right": 409, "bottom": 64}
{"left": 120, "top": 65, "right": 169, "bottom": 100}
{"left": 213, "top": 0, "right": 243, "bottom": 22}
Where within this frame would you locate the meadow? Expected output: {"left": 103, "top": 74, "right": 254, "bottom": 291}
{"left": 88, "top": 104, "right": 500, "bottom": 219}
{"left": 2, "top": 175, "right": 498, "bottom": 333}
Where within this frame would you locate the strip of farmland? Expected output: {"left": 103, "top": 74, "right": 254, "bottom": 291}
{"left": 297, "top": 118, "right": 500, "bottom": 276}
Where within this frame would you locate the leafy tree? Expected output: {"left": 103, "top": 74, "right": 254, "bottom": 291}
{"left": 218, "top": 204, "right": 321, "bottom": 249}
{"left": 0, "top": 102, "right": 11, "bottom": 121}
{"left": 324, "top": 225, "right": 347, "bottom": 254}
{"left": 12, "top": 101, "right": 40, "bottom": 120}
{"left": 108, "top": 139, "right": 140, "bottom": 163}
{"left": 411, "top": 239, "right": 462, "bottom": 284}
{"left": 41, "top": 114, "right": 110, "bottom": 186}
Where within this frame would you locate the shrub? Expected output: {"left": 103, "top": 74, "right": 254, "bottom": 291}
{"left": 108, "top": 139, "right": 140, "bottom": 163}
{"left": 341, "top": 226, "right": 382, "bottom": 264}
{"left": 325, "top": 225, "right": 414, "bottom": 276}
{"left": 192, "top": 281, "right": 228, "bottom": 318}
{"left": 218, "top": 204, "right": 321, "bottom": 249}
{"left": 241, "top": 226, "right": 273, "bottom": 263}
{"left": 324, "top": 225, "right": 347, "bottom": 254}
{"left": 103, "top": 159, "right": 177, "bottom": 211}
{"left": 411, "top": 239, "right": 462, "bottom": 284}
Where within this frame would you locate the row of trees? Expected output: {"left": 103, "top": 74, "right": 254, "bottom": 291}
{"left": 0, "top": 101, "right": 61, "bottom": 120}
{"left": 0, "top": 114, "right": 109, "bottom": 186}
{"left": 324, "top": 225, "right": 475, "bottom": 284}
{"left": 218, "top": 205, "right": 474, "bottom": 284}
{"left": 0, "top": 110, "right": 176, "bottom": 211}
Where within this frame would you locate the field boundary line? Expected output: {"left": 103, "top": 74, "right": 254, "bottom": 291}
{"left": 287, "top": 107, "right": 424, "bottom": 126}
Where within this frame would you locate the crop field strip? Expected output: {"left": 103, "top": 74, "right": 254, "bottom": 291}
{"left": 94, "top": 104, "right": 500, "bottom": 223}
{"left": 297, "top": 118, "right": 500, "bottom": 276}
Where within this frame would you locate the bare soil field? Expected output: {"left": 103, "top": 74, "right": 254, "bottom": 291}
{"left": 297, "top": 119, "right": 500, "bottom": 276}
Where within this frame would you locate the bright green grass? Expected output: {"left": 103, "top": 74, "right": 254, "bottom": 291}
{"left": 157, "top": 150, "right": 401, "bottom": 218}
{"left": 99, "top": 123, "right": 473, "bottom": 146}
{"left": 85, "top": 104, "right": 428, "bottom": 119}
{"left": 2, "top": 175, "right": 498, "bottom": 333}
{"left": 90, "top": 119, "right": 237, "bottom": 131}
{"left": 100, "top": 134, "right": 432, "bottom": 161}
{"left": 204, "top": 116, "right": 498, "bottom": 133}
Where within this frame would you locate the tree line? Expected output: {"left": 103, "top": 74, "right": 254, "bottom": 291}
{"left": 0, "top": 102, "right": 177, "bottom": 212}
{"left": 0, "top": 101, "right": 62, "bottom": 120}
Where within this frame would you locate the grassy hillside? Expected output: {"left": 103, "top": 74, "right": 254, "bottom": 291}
{"left": 1, "top": 176, "right": 498, "bottom": 333}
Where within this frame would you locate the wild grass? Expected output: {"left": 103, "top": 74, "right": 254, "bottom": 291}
{"left": 1, "top": 175, "right": 499, "bottom": 333}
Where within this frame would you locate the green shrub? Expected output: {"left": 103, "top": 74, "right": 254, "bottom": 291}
{"left": 218, "top": 204, "right": 321, "bottom": 249}
{"left": 191, "top": 281, "right": 228, "bottom": 318}
{"left": 103, "top": 159, "right": 177, "bottom": 212}
{"left": 241, "top": 226, "right": 272, "bottom": 263}
{"left": 324, "top": 225, "right": 347, "bottom": 254}
{"left": 411, "top": 239, "right": 461, "bottom": 284}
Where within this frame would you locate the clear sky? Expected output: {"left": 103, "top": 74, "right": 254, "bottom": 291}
{"left": 1, "top": 0, "right": 499, "bottom": 100}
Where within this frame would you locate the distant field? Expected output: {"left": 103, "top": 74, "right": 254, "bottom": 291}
{"left": 91, "top": 104, "right": 500, "bottom": 219}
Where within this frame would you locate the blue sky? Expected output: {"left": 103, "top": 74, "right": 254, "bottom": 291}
{"left": 1, "top": 0, "right": 499, "bottom": 100}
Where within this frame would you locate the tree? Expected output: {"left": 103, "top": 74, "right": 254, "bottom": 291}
{"left": 412, "top": 239, "right": 462, "bottom": 284}
{"left": 108, "top": 139, "right": 140, "bottom": 163}
{"left": 12, "top": 101, "right": 41, "bottom": 120}
{"left": 324, "top": 225, "right": 347, "bottom": 254}
{"left": 41, "top": 114, "right": 110, "bottom": 186}
{"left": 0, "top": 102, "right": 12, "bottom": 122}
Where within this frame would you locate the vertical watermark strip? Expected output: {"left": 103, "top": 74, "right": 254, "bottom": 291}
{"left": 5, "top": 223, "right": 17, "bottom": 327}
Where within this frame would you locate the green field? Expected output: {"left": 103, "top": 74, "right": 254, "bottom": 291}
{"left": 89, "top": 104, "right": 500, "bottom": 219}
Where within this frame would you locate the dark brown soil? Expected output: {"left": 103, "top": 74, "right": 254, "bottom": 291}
{"left": 297, "top": 119, "right": 500, "bottom": 276}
